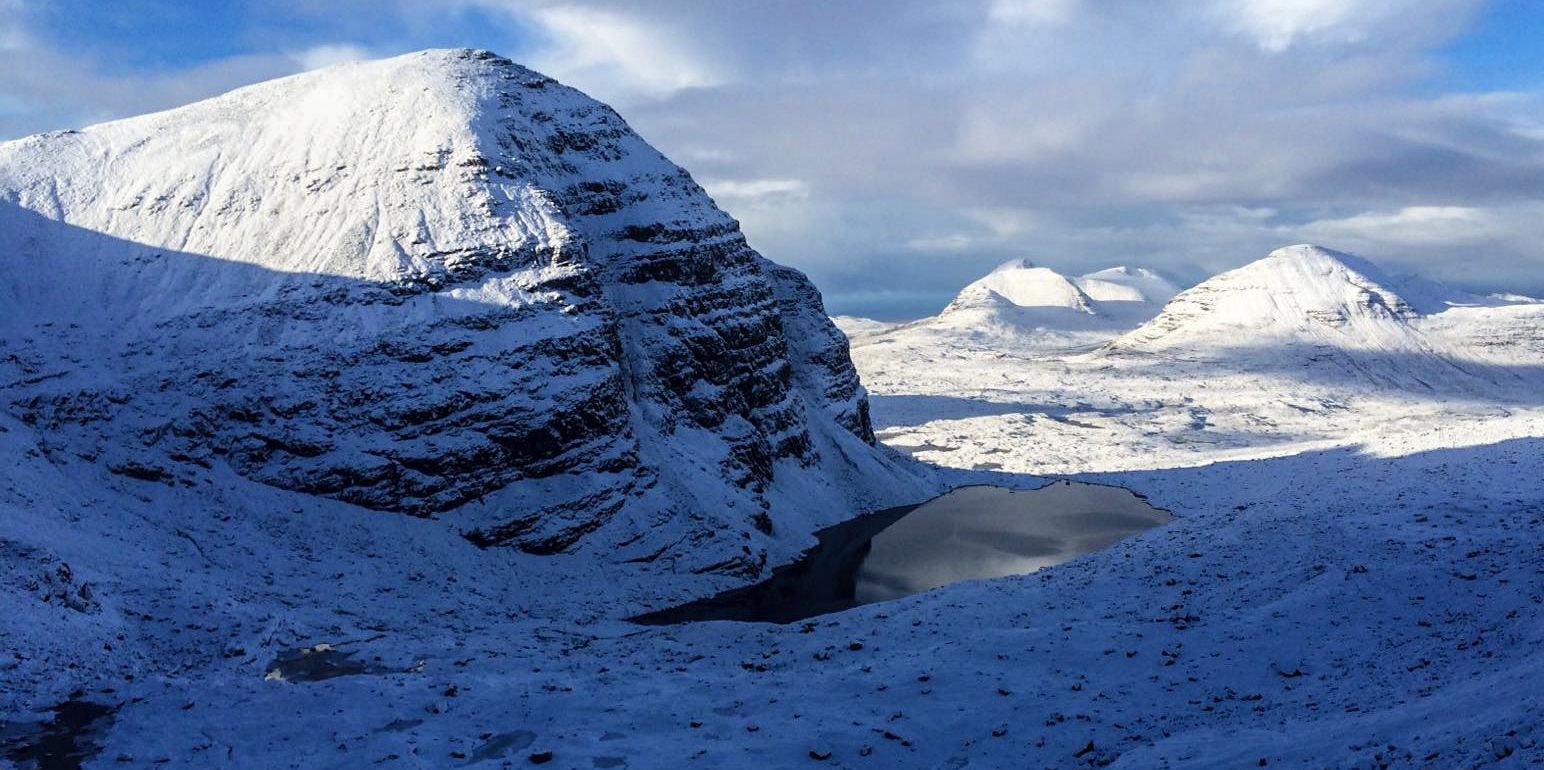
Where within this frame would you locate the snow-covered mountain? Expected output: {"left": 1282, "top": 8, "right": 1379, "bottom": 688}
{"left": 946, "top": 259, "right": 1099, "bottom": 315}
{"left": 851, "top": 245, "right": 1544, "bottom": 476}
{"left": 4, "top": 50, "right": 1543, "bottom": 770}
{"left": 1076, "top": 265, "right": 1180, "bottom": 306}
{"left": 1108, "top": 245, "right": 1428, "bottom": 353}
{"left": 0, "top": 49, "right": 928, "bottom": 570}
{"left": 941, "top": 259, "right": 1177, "bottom": 321}
{"left": 850, "top": 259, "right": 1177, "bottom": 353}
{"left": 1101, "top": 244, "right": 1540, "bottom": 394}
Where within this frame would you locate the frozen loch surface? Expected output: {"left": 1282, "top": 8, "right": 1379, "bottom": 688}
{"left": 635, "top": 482, "right": 1171, "bottom": 624}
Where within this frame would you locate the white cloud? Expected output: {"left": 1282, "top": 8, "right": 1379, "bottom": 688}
{"left": 906, "top": 233, "right": 986, "bottom": 253}
{"left": 675, "top": 146, "right": 738, "bottom": 164}
{"left": 904, "top": 208, "right": 1046, "bottom": 254}
{"left": 960, "top": 207, "right": 1053, "bottom": 241}
{"left": 1223, "top": 0, "right": 1365, "bottom": 51}
{"left": 0, "top": 10, "right": 26, "bottom": 52}
{"left": 1217, "top": 0, "right": 1479, "bottom": 52}
{"left": 1, "top": 0, "right": 30, "bottom": 53}
{"left": 701, "top": 178, "right": 808, "bottom": 202}
{"left": 987, "top": 0, "right": 1079, "bottom": 26}
{"left": 524, "top": 5, "right": 723, "bottom": 103}
{"left": 954, "top": 104, "right": 1094, "bottom": 163}
{"left": 289, "top": 43, "right": 372, "bottom": 71}
{"left": 1297, "top": 206, "right": 1502, "bottom": 247}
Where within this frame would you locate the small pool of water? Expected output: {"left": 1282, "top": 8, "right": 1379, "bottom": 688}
{"left": 632, "top": 482, "right": 1171, "bottom": 624}
{"left": 0, "top": 700, "right": 115, "bottom": 770}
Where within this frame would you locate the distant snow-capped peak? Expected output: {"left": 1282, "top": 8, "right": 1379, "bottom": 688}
{"left": 940, "top": 259, "right": 1176, "bottom": 320}
{"left": 1107, "top": 245, "right": 1436, "bottom": 356}
{"left": 946, "top": 260, "right": 1099, "bottom": 315}
{"left": 1077, "top": 266, "right": 1180, "bottom": 305}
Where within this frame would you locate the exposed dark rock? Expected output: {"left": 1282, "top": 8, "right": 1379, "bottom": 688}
{"left": 1, "top": 49, "right": 907, "bottom": 564}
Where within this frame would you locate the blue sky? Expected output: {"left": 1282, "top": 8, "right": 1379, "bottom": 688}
{"left": 1438, "top": 0, "right": 1544, "bottom": 92}
{"left": 3, "top": 0, "right": 1543, "bottom": 317}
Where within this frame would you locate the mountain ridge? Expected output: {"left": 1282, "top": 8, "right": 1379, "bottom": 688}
{"left": 1096, "top": 244, "right": 1543, "bottom": 394}
{"left": 0, "top": 48, "right": 933, "bottom": 568}
{"left": 846, "top": 259, "right": 1178, "bottom": 354}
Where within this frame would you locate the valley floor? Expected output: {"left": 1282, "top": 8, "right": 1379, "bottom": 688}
{"left": 5, "top": 337, "right": 1544, "bottom": 769}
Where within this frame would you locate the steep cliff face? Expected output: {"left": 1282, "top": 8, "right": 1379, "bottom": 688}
{"left": 0, "top": 49, "right": 923, "bottom": 568}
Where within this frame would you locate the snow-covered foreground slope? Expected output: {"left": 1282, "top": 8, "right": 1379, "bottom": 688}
{"left": 7, "top": 361, "right": 1541, "bottom": 769}
{"left": 3, "top": 54, "right": 1542, "bottom": 768}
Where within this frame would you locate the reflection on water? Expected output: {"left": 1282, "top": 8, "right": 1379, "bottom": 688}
{"left": 632, "top": 481, "right": 1172, "bottom": 625}
{"left": 0, "top": 700, "right": 115, "bottom": 770}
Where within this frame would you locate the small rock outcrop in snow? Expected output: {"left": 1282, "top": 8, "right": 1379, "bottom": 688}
{"left": 0, "top": 49, "right": 926, "bottom": 568}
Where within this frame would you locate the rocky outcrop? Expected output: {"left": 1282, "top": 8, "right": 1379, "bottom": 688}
{"left": 0, "top": 50, "right": 919, "bottom": 566}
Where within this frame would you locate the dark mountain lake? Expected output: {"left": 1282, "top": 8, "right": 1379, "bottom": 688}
{"left": 633, "top": 481, "right": 1172, "bottom": 624}
{"left": 0, "top": 700, "right": 115, "bottom": 770}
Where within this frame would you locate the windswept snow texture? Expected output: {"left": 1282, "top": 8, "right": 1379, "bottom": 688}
{"left": 3, "top": 52, "right": 1544, "bottom": 769}
{"left": 0, "top": 49, "right": 928, "bottom": 571}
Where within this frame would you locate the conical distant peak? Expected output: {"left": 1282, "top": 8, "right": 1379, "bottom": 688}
{"left": 1256, "top": 245, "right": 1402, "bottom": 288}
{"left": 1268, "top": 244, "right": 1347, "bottom": 261}
{"left": 991, "top": 258, "right": 1038, "bottom": 273}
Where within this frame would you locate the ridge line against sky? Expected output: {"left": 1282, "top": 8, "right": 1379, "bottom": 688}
{"left": 2, "top": 0, "right": 1542, "bottom": 319}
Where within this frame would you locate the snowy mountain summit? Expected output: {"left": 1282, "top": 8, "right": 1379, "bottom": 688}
{"left": 943, "top": 259, "right": 1099, "bottom": 315}
{"left": 941, "top": 259, "right": 1177, "bottom": 321}
{"left": 1103, "top": 244, "right": 1541, "bottom": 394}
{"left": 1111, "top": 244, "right": 1433, "bottom": 354}
{"left": 1076, "top": 265, "right": 1181, "bottom": 305}
{"left": 0, "top": 49, "right": 923, "bottom": 569}
{"left": 852, "top": 259, "right": 1177, "bottom": 353}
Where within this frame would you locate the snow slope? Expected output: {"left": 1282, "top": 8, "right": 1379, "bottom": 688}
{"left": 831, "top": 315, "right": 896, "bottom": 339}
{"left": 4, "top": 52, "right": 1543, "bottom": 770}
{"left": 828, "top": 246, "right": 1544, "bottom": 765}
{"left": 855, "top": 245, "right": 1544, "bottom": 475}
{"left": 1102, "top": 245, "right": 1538, "bottom": 396}
{"left": 1108, "top": 245, "right": 1426, "bottom": 355}
{"left": 856, "top": 260, "right": 1179, "bottom": 355}
{"left": 953, "top": 259, "right": 1098, "bottom": 314}
{"left": 1077, "top": 265, "right": 1180, "bottom": 305}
